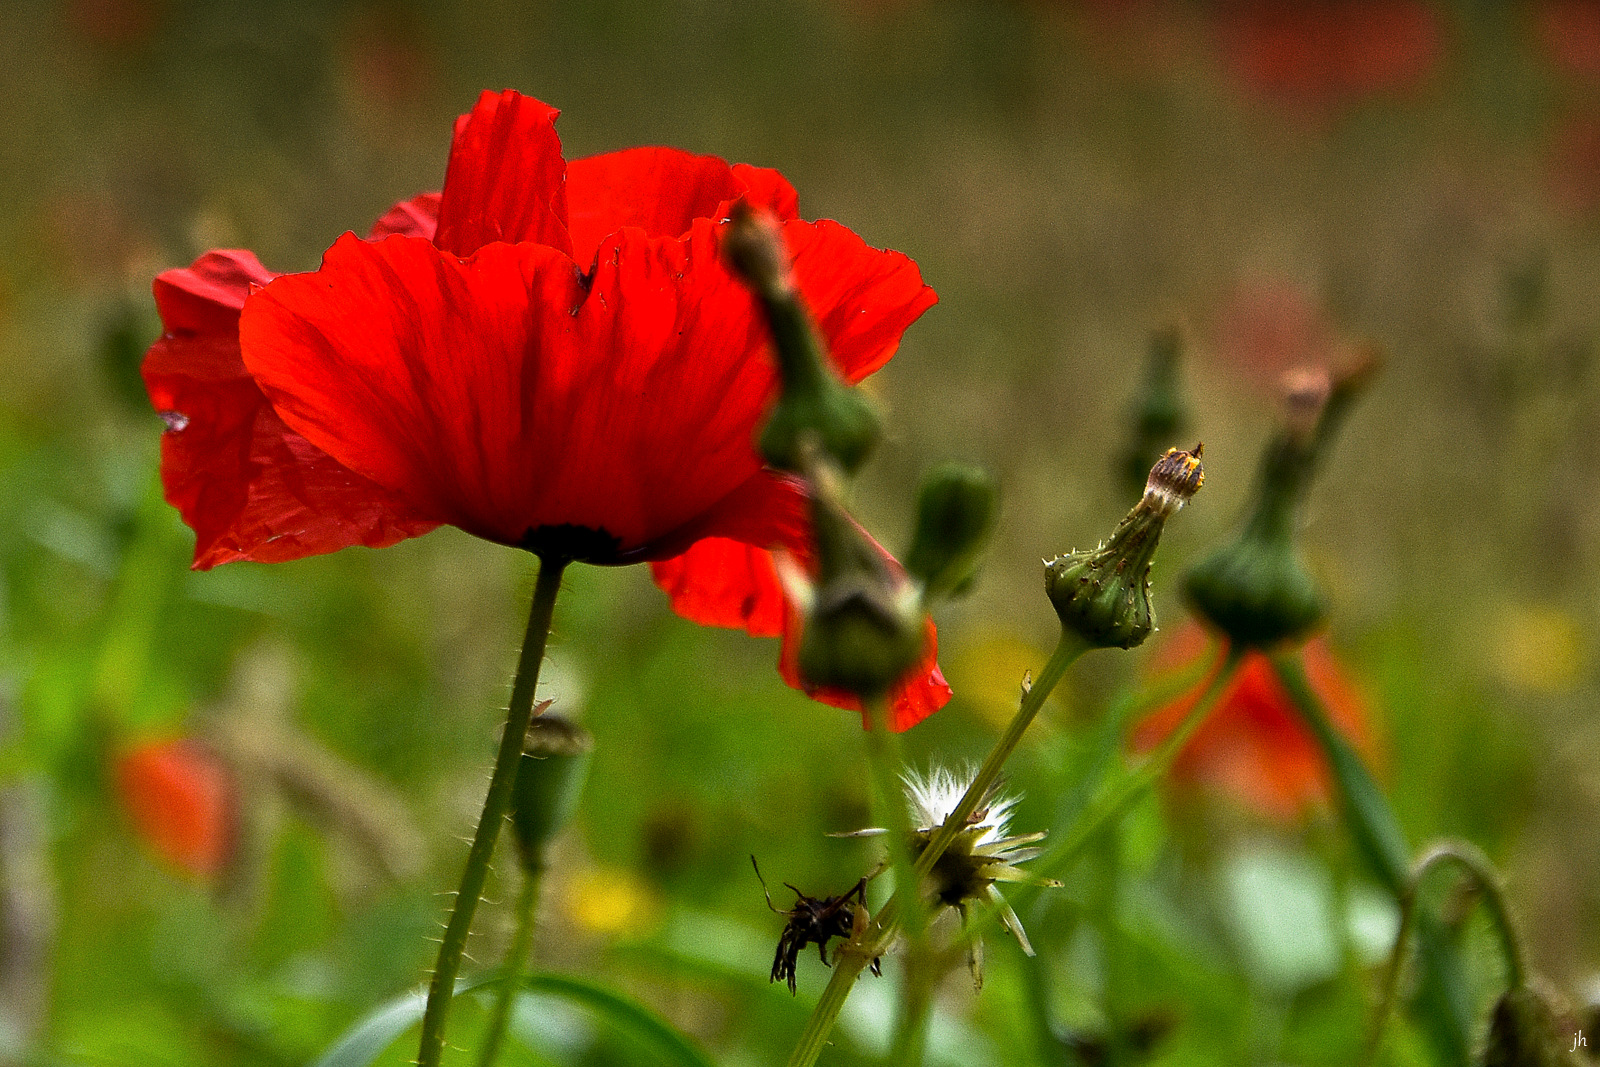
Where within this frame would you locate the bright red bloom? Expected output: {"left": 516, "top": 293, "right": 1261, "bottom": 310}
{"left": 114, "top": 739, "right": 236, "bottom": 880}
{"left": 1131, "top": 623, "right": 1379, "bottom": 821}
{"left": 144, "top": 89, "right": 949, "bottom": 729}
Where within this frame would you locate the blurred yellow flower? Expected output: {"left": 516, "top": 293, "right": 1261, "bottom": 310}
{"left": 947, "top": 633, "right": 1056, "bottom": 732}
{"left": 564, "top": 866, "right": 661, "bottom": 938}
{"left": 1494, "top": 603, "right": 1587, "bottom": 695}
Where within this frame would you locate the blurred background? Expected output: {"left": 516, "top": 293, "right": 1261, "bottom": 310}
{"left": 2, "top": 0, "right": 1599, "bottom": 1064}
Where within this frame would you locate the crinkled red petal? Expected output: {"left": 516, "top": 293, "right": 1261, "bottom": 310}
{"left": 145, "top": 250, "right": 434, "bottom": 568}
{"left": 566, "top": 147, "right": 800, "bottom": 268}
{"left": 240, "top": 228, "right": 767, "bottom": 551}
{"left": 368, "top": 191, "right": 441, "bottom": 241}
{"left": 241, "top": 214, "right": 935, "bottom": 558}
{"left": 783, "top": 218, "right": 937, "bottom": 382}
{"left": 648, "top": 471, "right": 809, "bottom": 636}
{"left": 434, "top": 89, "right": 571, "bottom": 257}
{"left": 779, "top": 606, "right": 951, "bottom": 732}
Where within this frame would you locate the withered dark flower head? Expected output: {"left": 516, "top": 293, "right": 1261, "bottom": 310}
{"left": 752, "top": 856, "right": 880, "bottom": 994}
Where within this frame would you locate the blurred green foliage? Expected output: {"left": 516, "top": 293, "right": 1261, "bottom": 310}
{"left": 3, "top": 0, "right": 1599, "bottom": 1065}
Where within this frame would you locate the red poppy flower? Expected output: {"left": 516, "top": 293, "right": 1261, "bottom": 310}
{"left": 144, "top": 89, "right": 950, "bottom": 729}
{"left": 1131, "top": 623, "right": 1379, "bottom": 821}
{"left": 114, "top": 739, "right": 236, "bottom": 880}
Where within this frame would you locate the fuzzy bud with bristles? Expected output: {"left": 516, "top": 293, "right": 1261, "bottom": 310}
{"left": 1046, "top": 445, "right": 1204, "bottom": 649}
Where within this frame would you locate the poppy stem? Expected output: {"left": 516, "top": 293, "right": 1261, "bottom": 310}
{"left": 863, "top": 697, "right": 927, "bottom": 938}
{"left": 475, "top": 863, "right": 543, "bottom": 1067}
{"left": 417, "top": 558, "right": 566, "bottom": 1067}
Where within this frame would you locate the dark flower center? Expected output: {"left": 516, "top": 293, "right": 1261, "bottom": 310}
{"left": 519, "top": 523, "right": 624, "bottom": 565}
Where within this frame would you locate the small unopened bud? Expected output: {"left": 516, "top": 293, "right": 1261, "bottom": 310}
{"left": 1185, "top": 354, "right": 1377, "bottom": 648}
{"left": 903, "top": 463, "right": 999, "bottom": 601}
{"left": 723, "top": 202, "right": 881, "bottom": 474}
{"left": 1483, "top": 983, "right": 1578, "bottom": 1067}
{"left": 1046, "top": 446, "right": 1204, "bottom": 649}
{"left": 795, "top": 457, "right": 926, "bottom": 700}
{"left": 510, "top": 709, "right": 593, "bottom": 873}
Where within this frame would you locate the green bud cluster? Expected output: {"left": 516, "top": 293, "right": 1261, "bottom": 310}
{"left": 1046, "top": 446, "right": 1204, "bottom": 649}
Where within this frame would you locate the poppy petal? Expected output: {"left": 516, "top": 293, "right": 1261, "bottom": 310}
{"left": 368, "top": 191, "right": 441, "bottom": 241}
{"left": 784, "top": 218, "right": 938, "bottom": 382}
{"left": 145, "top": 251, "right": 434, "bottom": 568}
{"left": 648, "top": 471, "right": 809, "bottom": 637}
{"left": 435, "top": 89, "right": 571, "bottom": 257}
{"left": 240, "top": 228, "right": 769, "bottom": 553}
{"left": 780, "top": 608, "right": 952, "bottom": 732}
{"left": 567, "top": 147, "right": 800, "bottom": 268}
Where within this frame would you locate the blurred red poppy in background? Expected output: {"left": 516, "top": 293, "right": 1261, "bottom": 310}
{"left": 1217, "top": 1, "right": 1441, "bottom": 118}
{"left": 1537, "top": 1, "right": 1600, "bottom": 83}
{"left": 114, "top": 739, "right": 236, "bottom": 880}
{"left": 143, "top": 89, "right": 949, "bottom": 728}
{"left": 1132, "top": 623, "right": 1380, "bottom": 821}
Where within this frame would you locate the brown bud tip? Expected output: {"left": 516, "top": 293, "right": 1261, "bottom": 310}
{"left": 1282, "top": 368, "right": 1332, "bottom": 438}
{"left": 722, "top": 200, "right": 792, "bottom": 298}
{"left": 1143, "top": 445, "right": 1204, "bottom": 517}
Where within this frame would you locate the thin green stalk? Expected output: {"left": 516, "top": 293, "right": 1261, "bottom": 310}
{"left": 1361, "top": 841, "right": 1529, "bottom": 1067}
{"left": 865, "top": 697, "right": 927, "bottom": 937}
{"left": 784, "top": 949, "right": 873, "bottom": 1067}
{"left": 476, "top": 865, "right": 544, "bottom": 1067}
{"left": 785, "top": 631, "right": 1089, "bottom": 1067}
{"left": 887, "top": 949, "right": 934, "bottom": 1067}
{"left": 418, "top": 559, "right": 567, "bottom": 1067}
{"left": 915, "top": 631, "right": 1090, "bottom": 880}
{"left": 1034, "top": 646, "right": 1243, "bottom": 884}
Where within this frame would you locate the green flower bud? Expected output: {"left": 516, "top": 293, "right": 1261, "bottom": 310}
{"left": 1184, "top": 355, "right": 1377, "bottom": 648}
{"left": 723, "top": 202, "right": 881, "bottom": 474}
{"left": 1046, "top": 446, "right": 1204, "bottom": 649}
{"left": 795, "top": 459, "right": 926, "bottom": 699}
{"left": 509, "top": 710, "right": 593, "bottom": 873}
{"left": 903, "top": 463, "right": 999, "bottom": 602}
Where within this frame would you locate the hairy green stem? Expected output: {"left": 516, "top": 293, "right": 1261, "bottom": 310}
{"left": 476, "top": 865, "right": 544, "bottom": 1067}
{"left": 418, "top": 559, "right": 566, "bottom": 1067}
